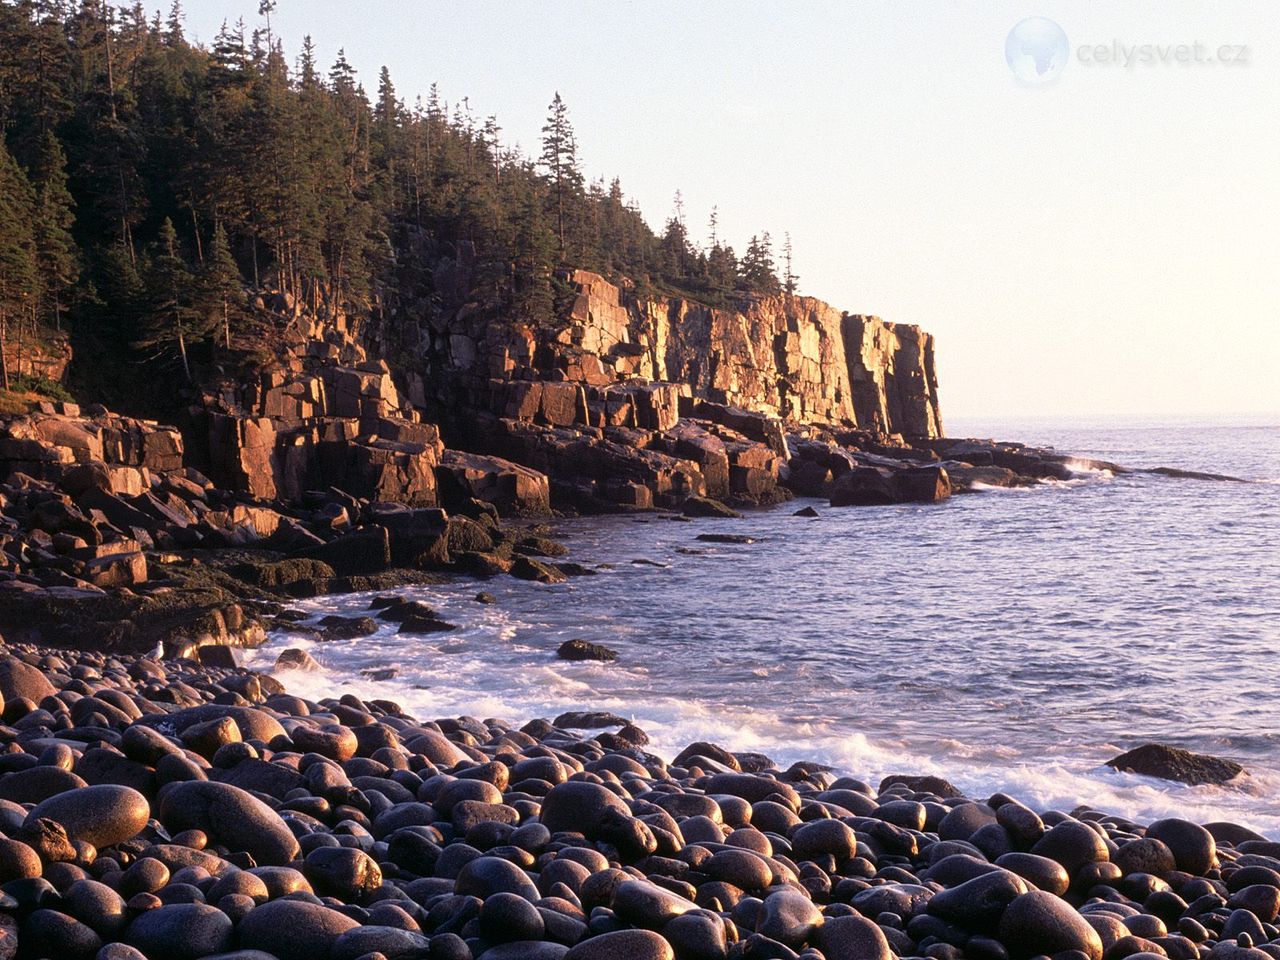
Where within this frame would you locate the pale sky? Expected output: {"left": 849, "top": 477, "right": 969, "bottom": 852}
{"left": 185, "top": 1, "right": 1278, "bottom": 420}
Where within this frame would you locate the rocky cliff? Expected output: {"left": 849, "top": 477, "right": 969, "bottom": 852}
{"left": 417, "top": 271, "right": 944, "bottom": 440}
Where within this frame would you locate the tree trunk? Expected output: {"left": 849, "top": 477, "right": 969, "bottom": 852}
{"left": 0, "top": 314, "right": 9, "bottom": 392}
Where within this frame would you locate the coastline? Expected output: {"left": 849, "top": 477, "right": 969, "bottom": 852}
{"left": 1, "top": 637, "right": 1276, "bottom": 960}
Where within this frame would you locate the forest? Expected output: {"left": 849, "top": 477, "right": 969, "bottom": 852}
{"left": 0, "top": 0, "right": 796, "bottom": 397}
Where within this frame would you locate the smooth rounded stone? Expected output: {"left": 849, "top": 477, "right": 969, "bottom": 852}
{"left": 303, "top": 845, "right": 383, "bottom": 902}
{"left": 817, "top": 913, "right": 894, "bottom": 960}
{"left": 704, "top": 848, "right": 773, "bottom": 890}
{"left": 611, "top": 879, "right": 697, "bottom": 929}
{"left": 23, "top": 908, "right": 103, "bottom": 960}
{"left": 927, "top": 869, "right": 1027, "bottom": 933}
{"left": 236, "top": 899, "right": 361, "bottom": 960}
{"left": 1030, "top": 821, "right": 1111, "bottom": 875}
{"left": 482, "top": 942, "right": 571, "bottom": 960}
{"left": 702, "top": 774, "right": 800, "bottom": 810}
{"left": 65, "top": 879, "right": 128, "bottom": 937}
{"left": 454, "top": 856, "right": 540, "bottom": 902}
{"left": 997, "top": 853, "right": 1071, "bottom": 895}
{"left": 292, "top": 723, "right": 358, "bottom": 762}
{"left": 1114, "top": 838, "right": 1177, "bottom": 876}
{"left": 247, "top": 865, "right": 313, "bottom": 898}
{"left": 876, "top": 799, "right": 928, "bottom": 830}
{"left": 791, "top": 818, "right": 858, "bottom": 862}
{"left": 0, "top": 837, "right": 41, "bottom": 882}
{"left": 158, "top": 780, "right": 300, "bottom": 865}
{"left": 1222, "top": 909, "right": 1268, "bottom": 944}
{"left": 96, "top": 944, "right": 149, "bottom": 960}
{"left": 1228, "top": 885, "right": 1280, "bottom": 923}
{"left": 0, "top": 654, "right": 58, "bottom": 703}
{"left": 758, "top": 888, "right": 823, "bottom": 948}
{"left": 136, "top": 705, "right": 287, "bottom": 743}
{"left": 330, "top": 925, "right": 433, "bottom": 960}
{"left": 207, "top": 870, "right": 270, "bottom": 904}
{"left": 997, "top": 802, "right": 1046, "bottom": 847}
{"left": 125, "top": 903, "right": 233, "bottom": 960}
{"left": 564, "top": 929, "right": 674, "bottom": 960}
{"left": 539, "top": 780, "right": 631, "bottom": 836}
{"left": 479, "top": 890, "right": 546, "bottom": 943}
{"left": 0, "top": 765, "right": 88, "bottom": 803}
{"left": 27, "top": 784, "right": 149, "bottom": 849}
{"left": 938, "top": 803, "right": 999, "bottom": 841}
{"left": 997, "top": 890, "right": 1105, "bottom": 960}
{"left": 1145, "top": 820, "right": 1216, "bottom": 875}
{"left": 850, "top": 883, "right": 934, "bottom": 920}
{"left": 1086, "top": 913, "right": 1133, "bottom": 951}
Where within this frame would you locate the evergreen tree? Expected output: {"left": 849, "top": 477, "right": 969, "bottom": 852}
{"left": 739, "top": 232, "right": 780, "bottom": 295}
{"left": 782, "top": 231, "right": 798, "bottom": 296}
{"left": 0, "top": 140, "right": 39, "bottom": 390}
{"left": 138, "top": 217, "right": 201, "bottom": 381}
{"left": 29, "top": 130, "right": 80, "bottom": 330}
{"left": 198, "top": 222, "right": 242, "bottom": 349}
{"left": 539, "top": 92, "right": 581, "bottom": 254}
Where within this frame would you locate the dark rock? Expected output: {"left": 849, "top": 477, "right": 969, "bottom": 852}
{"left": 1145, "top": 819, "right": 1216, "bottom": 875}
{"left": 236, "top": 899, "right": 361, "bottom": 960}
{"left": 1106, "top": 744, "right": 1245, "bottom": 786}
{"left": 997, "top": 889, "right": 1104, "bottom": 960}
{"left": 157, "top": 780, "right": 300, "bottom": 865}
{"left": 682, "top": 496, "right": 741, "bottom": 519}
{"left": 557, "top": 639, "right": 618, "bottom": 662}
{"left": 817, "top": 913, "right": 894, "bottom": 960}
{"left": 879, "top": 774, "right": 963, "bottom": 798}
{"left": 564, "top": 929, "right": 674, "bottom": 959}
{"left": 26, "top": 783, "right": 149, "bottom": 849}
{"left": 124, "top": 903, "right": 233, "bottom": 960}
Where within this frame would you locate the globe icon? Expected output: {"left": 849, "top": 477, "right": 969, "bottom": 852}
{"left": 1005, "top": 17, "right": 1069, "bottom": 85}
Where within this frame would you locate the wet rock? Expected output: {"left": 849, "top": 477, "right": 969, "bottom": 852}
{"left": 1106, "top": 744, "right": 1245, "bottom": 786}
{"left": 236, "top": 899, "right": 361, "bottom": 960}
{"left": 157, "top": 781, "right": 300, "bottom": 865}
{"left": 817, "top": 913, "right": 894, "bottom": 960}
{"left": 557, "top": 639, "right": 619, "bottom": 662}
{"left": 998, "top": 889, "right": 1105, "bottom": 960}
{"left": 1145, "top": 819, "right": 1216, "bottom": 875}
{"left": 564, "top": 929, "right": 674, "bottom": 959}
{"left": 682, "top": 496, "right": 741, "bottom": 519}
{"left": 26, "top": 783, "right": 149, "bottom": 849}
{"left": 124, "top": 903, "right": 233, "bottom": 960}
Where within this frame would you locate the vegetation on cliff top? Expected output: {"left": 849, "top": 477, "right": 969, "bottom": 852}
{"left": 0, "top": 0, "right": 795, "bottom": 398}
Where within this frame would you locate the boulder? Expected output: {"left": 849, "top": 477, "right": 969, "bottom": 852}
{"left": 1106, "top": 743, "right": 1245, "bottom": 785}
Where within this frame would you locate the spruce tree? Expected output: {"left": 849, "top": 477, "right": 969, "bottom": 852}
{"left": 198, "top": 222, "right": 241, "bottom": 349}
{"left": 0, "top": 140, "right": 39, "bottom": 390}
{"left": 539, "top": 92, "right": 582, "bottom": 254}
{"left": 139, "top": 217, "right": 200, "bottom": 381}
{"left": 29, "top": 130, "right": 80, "bottom": 330}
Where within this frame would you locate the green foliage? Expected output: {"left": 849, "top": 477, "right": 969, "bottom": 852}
{"left": 10, "top": 372, "right": 73, "bottom": 402}
{"left": 0, "top": 0, "right": 791, "bottom": 392}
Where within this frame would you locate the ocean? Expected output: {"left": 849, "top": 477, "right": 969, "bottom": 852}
{"left": 245, "top": 415, "right": 1280, "bottom": 834}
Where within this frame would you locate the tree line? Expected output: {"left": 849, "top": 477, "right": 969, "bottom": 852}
{"left": 0, "top": 0, "right": 796, "bottom": 389}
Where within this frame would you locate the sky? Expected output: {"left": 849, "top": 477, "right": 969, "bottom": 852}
{"left": 183, "top": 1, "right": 1278, "bottom": 421}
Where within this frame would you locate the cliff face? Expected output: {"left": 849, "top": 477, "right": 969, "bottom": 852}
{"left": 165, "top": 269, "right": 946, "bottom": 516}
{"left": 425, "top": 271, "right": 943, "bottom": 441}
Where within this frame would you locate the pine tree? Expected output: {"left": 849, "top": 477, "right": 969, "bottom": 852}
{"left": 0, "top": 140, "right": 40, "bottom": 390}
